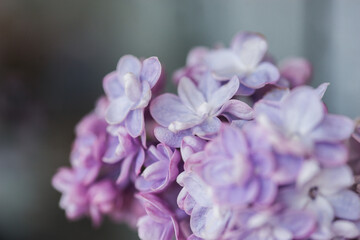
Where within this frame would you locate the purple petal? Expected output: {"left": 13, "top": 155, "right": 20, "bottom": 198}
{"left": 279, "top": 58, "right": 312, "bottom": 88}
{"left": 125, "top": 108, "right": 144, "bottom": 137}
{"left": 208, "top": 76, "right": 239, "bottom": 110}
{"left": 277, "top": 210, "right": 316, "bottom": 239}
{"left": 316, "top": 165, "right": 354, "bottom": 195}
{"left": 206, "top": 49, "right": 242, "bottom": 80}
{"left": 105, "top": 96, "right": 133, "bottom": 124}
{"left": 231, "top": 32, "right": 267, "bottom": 68}
{"left": 190, "top": 206, "right": 231, "bottom": 239}
{"left": 123, "top": 72, "right": 142, "bottom": 103}
{"left": 282, "top": 86, "right": 324, "bottom": 135}
{"left": 214, "top": 178, "right": 259, "bottom": 206}
{"left": 315, "top": 82, "right": 329, "bottom": 99}
{"left": 103, "top": 72, "right": 124, "bottom": 100}
{"left": 181, "top": 136, "right": 206, "bottom": 161}
{"left": 311, "top": 114, "right": 355, "bottom": 142}
{"left": 186, "top": 47, "right": 209, "bottom": 66}
{"left": 220, "top": 99, "right": 254, "bottom": 120}
{"left": 154, "top": 127, "right": 192, "bottom": 148}
{"left": 254, "top": 178, "right": 277, "bottom": 206}
{"left": 314, "top": 142, "right": 348, "bottom": 167}
{"left": 182, "top": 172, "right": 212, "bottom": 207}
{"left": 198, "top": 73, "right": 221, "bottom": 100}
{"left": 137, "top": 216, "right": 174, "bottom": 240}
{"left": 236, "top": 83, "right": 255, "bottom": 96}
{"left": 193, "top": 117, "right": 221, "bottom": 139}
{"left": 273, "top": 154, "right": 302, "bottom": 185}
{"left": 178, "top": 77, "right": 206, "bottom": 111}
{"left": 141, "top": 57, "right": 162, "bottom": 88}
{"left": 117, "top": 55, "right": 141, "bottom": 78}
{"left": 332, "top": 220, "right": 360, "bottom": 239}
{"left": 327, "top": 189, "right": 360, "bottom": 221}
{"left": 150, "top": 93, "right": 198, "bottom": 128}
{"left": 241, "top": 62, "right": 279, "bottom": 89}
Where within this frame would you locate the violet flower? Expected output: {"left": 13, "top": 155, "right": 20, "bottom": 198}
{"left": 103, "top": 55, "right": 162, "bottom": 137}
{"left": 279, "top": 58, "right": 312, "bottom": 88}
{"left": 136, "top": 143, "right": 180, "bottom": 193}
{"left": 278, "top": 160, "right": 360, "bottom": 239}
{"left": 173, "top": 47, "right": 209, "bottom": 84}
{"left": 255, "top": 85, "right": 354, "bottom": 167}
{"left": 150, "top": 74, "right": 254, "bottom": 147}
{"left": 206, "top": 32, "right": 280, "bottom": 95}
{"left": 88, "top": 180, "right": 118, "bottom": 226}
{"left": 137, "top": 191, "right": 190, "bottom": 240}
{"left": 52, "top": 167, "right": 89, "bottom": 221}
{"left": 232, "top": 208, "right": 316, "bottom": 240}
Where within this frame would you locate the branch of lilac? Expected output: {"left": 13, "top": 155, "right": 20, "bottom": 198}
{"left": 52, "top": 32, "right": 360, "bottom": 240}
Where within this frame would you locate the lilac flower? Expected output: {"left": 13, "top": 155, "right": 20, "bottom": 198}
{"left": 150, "top": 74, "right": 254, "bottom": 147}
{"left": 136, "top": 143, "right": 180, "bottom": 193}
{"left": 173, "top": 47, "right": 209, "bottom": 84}
{"left": 232, "top": 208, "right": 316, "bottom": 240}
{"left": 52, "top": 167, "right": 89, "bottom": 221}
{"left": 255, "top": 85, "right": 354, "bottom": 166}
{"left": 88, "top": 180, "right": 118, "bottom": 226}
{"left": 70, "top": 99, "right": 108, "bottom": 184}
{"left": 176, "top": 124, "right": 304, "bottom": 239}
{"left": 278, "top": 160, "right": 360, "bottom": 239}
{"left": 206, "top": 32, "right": 280, "bottom": 95}
{"left": 103, "top": 55, "right": 162, "bottom": 137}
{"left": 279, "top": 58, "right": 312, "bottom": 88}
{"left": 137, "top": 190, "right": 190, "bottom": 240}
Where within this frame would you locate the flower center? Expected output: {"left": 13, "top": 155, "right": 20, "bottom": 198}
{"left": 308, "top": 186, "right": 319, "bottom": 200}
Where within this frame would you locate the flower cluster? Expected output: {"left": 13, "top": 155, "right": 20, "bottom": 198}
{"left": 53, "top": 32, "right": 360, "bottom": 240}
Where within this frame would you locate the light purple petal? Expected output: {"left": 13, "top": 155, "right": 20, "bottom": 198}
{"left": 181, "top": 136, "right": 206, "bottom": 162}
{"left": 277, "top": 210, "right": 316, "bottom": 239}
{"left": 141, "top": 57, "right": 162, "bottom": 88}
{"left": 279, "top": 58, "right": 312, "bottom": 88}
{"left": 241, "top": 62, "right": 279, "bottom": 89}
{"left": 273, "top": 154, "right": 302, "bottom": 185}
{"left": 231, "top": 32, "right": 267, "bottom": 69}
{"left": 206, "top": 49, "right": 242, "bottom": 80}
{"left": 316, "top": 165, "right": 354, "bottom": 195}
{"left": 283, "top": 86, "right": 324, "bottom": 135}
{"left": 138, "top": 215, "right": 174, "bottom": 240}
{"left": 208, "top": 76, "right": 239, "bottom": 110}
{"left": 150, "top": 93, "right": 199, "bottom": 128}
{"left": 311, "top": 114, "right": 355, "bottom": 142}
{"left": 190, "top": 206, "right": 231, "bottom": 239}
{"left": 332, "top": 220, "right": 360, "bottom": 239}
{"left": 236, "top": 84, "right": 255, "bottom": 96}
{"left": 220, "top": 99, "right": 254, "bottom": 120}
{"left": 198, "top": 73, "right": 221, "bottom": 100}
{"left": 103, "top": 72, "right": 124, "bottom": 100}
{"left": 154, "top": 127, "right": 192, "bottom": 148}
{"left": 117, "top": 55, "right": 141, "bottom": 78}
{"left": 125, "top": 108, "right": 144, "bottom": 137}
{"left": 315, "top": 82, "right": 329, "bottom": 99}
{"left": 327, "top": 189, "right": 360, "bottom": 220}
{"left": 105, "top": 96, "right": 133, "bottom": 124}
{"left": 178, "top": 77, "right": 206, "bottom": 111}
{"left": 193, "top": 117, "right": 221, "bottom": 139}
{"left": 186, "top": 47, "right": 209, "bottom": 66}
{"left": 314, "top": 142, "right": 348, "bottom": 167}
{"left": 255, "top": 178, "right": 277, "bottom": 206}
{"left": 123, "top": 72, "right": 142, "bottom": 103}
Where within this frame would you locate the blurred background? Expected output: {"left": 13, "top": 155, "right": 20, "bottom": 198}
{"left": 0, "top": 0, "right": 359, "bottom": 239}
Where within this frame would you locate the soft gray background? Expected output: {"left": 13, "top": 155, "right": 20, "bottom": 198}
{"left": 0, "top": 1, "right": 359, "bottom": 239}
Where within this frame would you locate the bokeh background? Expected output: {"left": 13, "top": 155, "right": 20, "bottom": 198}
{"left": 1, "top": 1, "right": 359, "bottom": 239}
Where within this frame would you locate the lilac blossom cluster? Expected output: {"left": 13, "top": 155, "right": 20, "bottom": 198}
{"left": 53, "top": 32, "right": 360, "bottom": 240}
